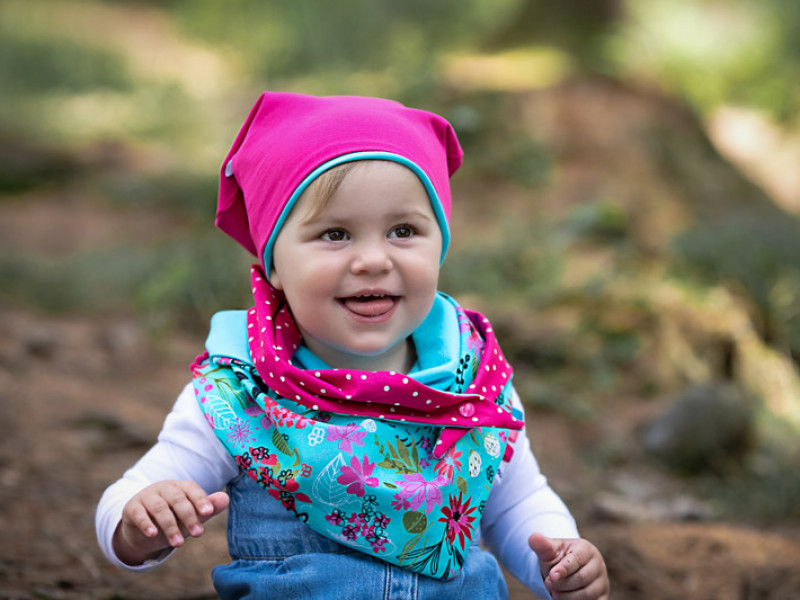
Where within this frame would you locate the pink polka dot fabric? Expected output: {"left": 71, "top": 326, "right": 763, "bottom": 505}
{"left": 245, "top": 265, "right": 522, "bottom": 457}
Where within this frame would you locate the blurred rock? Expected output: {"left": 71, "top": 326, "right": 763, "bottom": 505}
{"left": 641, "top": 382, "right": 754, "bottom": 474}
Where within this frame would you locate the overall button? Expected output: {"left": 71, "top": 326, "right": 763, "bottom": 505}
{"left": 458, "top": 402, "right": 475, "bottom": 418}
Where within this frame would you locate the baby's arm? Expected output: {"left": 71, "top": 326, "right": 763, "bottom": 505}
{"left": 481, "top": 388, "right": 608, "bottom": 598}
{"left": 96, "top": 384, "right": 238, "bottom": 568}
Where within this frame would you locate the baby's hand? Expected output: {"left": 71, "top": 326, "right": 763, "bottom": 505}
{"left": 113, "top": 480, "right": 229, "bottom": 566}
{"left": 529, "top": 533, "right": 609, "bottom": 599}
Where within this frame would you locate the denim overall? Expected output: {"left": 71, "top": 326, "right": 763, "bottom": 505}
{"left": 212, "top": 473, "right": 510, "bottom": 600}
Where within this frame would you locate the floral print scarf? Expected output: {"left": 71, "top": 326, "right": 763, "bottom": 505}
{"left": 191, "top": 265, "right": 523, "bottom": 580}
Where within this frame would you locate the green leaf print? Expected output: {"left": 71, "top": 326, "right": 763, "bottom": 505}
{"left": 272, "top": 427, "right": 294, "bottom": 455}
{"left": 375, "top": 437, "right": 421, "bottom": 475}
{"left": 403, "top": 510, "right": 428, "bottom": 534}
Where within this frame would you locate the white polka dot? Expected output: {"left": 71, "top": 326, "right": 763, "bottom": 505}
{"left": 320, "top": 389, "right": 326, "bottom": 394}
{"left": 425, "top": 399, "right": 432, "bottom": 404}
{"left": 384, "top": 386, "right": 390, "bottom": 392}
{"left": 299, "top": 382, "right": 305, "bottom": 386}
{"left": 346, "top": 374, "right": 352, "bottom": 380}
{"left": 472, "top": 417, "right": 479, "bottom": 422}
{"left": 389, "top": 371, "right": 396, "bottom": 376}
{"left": 295, "top": 395, "right": 301, "bottom": 400}
{"left": 315, "top": 372, "right": 321, "bottom": 377}
{"left": 413, "top": 392, "right": 419, "bottom": 397}
{"left": 402, "top": 378, "right": 409, "bottom": 384}
{"left": 312, "top": 404, "right": 319, "bottom": 410}
{"left": 361, "top": 375, "right": 367, "bottom": 380}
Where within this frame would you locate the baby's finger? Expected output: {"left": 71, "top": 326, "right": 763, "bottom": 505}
{"left": 124, "top": 499, "right": 159, "bottom": 539}
{"left": 549, "top": 575, "right": 609, "bottom": 600}
{"left": 147, "top": 491, "right": 189, "bottom": 547}
{"left": 177, "top": 480, "right": 216, "bottom": 521}
{"left": 548, "top": 545, "right": 589, "bottom": 583}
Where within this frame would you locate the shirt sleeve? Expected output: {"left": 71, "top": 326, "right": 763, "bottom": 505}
{"left": 481, "top": 388, "right": 579, "bottom": 598}
{"left": 95, "top": 383, "right": 239, "bottom": 570}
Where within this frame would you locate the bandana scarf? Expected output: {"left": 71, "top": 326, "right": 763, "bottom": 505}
{"left": 192, "top": 266, "right": 523, "bottom": 580}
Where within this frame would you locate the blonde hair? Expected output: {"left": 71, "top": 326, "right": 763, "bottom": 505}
{"left": 299, "top": 161, "right": 359, "bottom": 224}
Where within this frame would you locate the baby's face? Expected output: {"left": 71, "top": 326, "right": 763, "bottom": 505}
{"left": 271, "top": 161, "right": 442, "bottom": 373}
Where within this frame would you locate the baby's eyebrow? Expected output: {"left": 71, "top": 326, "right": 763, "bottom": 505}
{"left": 383, "top": 208, "right": 435, "bottom": 222}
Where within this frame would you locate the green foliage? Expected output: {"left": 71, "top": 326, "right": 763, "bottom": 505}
{"left": 673, "top": 210, "right": 800, "bottom": 353}
{"left": 169, "top": 0, "right": 519, "bottom": 88}
{"left": 440, "top": 221, "right": 565, "bottom": 303}
{"left": 608, "top": 0, "right": 800, "bottom": 121}
{"left": 0, "top": 23, "right": 131, "bottom": 96}
{"left": 0, "top": 232, "right": 252, "bottom": 327}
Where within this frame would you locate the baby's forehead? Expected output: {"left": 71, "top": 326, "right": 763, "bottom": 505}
{"left": 294, "top": 159, "right": 432, "bottom": 222}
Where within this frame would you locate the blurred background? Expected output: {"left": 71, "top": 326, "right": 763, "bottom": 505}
{"left": 1, "top": 0, "right": 800, "bottom": 598}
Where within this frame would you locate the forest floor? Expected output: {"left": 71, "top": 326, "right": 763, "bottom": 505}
{"left": 2, "top": 188, "right": 800, "bottom": 600}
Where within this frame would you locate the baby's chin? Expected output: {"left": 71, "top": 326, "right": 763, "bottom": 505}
{"left": 314, "top": 337, "right": 415, "bottom": 372}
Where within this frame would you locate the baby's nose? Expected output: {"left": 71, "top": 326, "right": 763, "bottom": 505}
{"left": 351, "top": 240, "right": 392, "bottom": 274}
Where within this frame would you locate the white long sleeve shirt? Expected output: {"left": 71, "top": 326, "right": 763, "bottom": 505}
{"left": 96, "top": 383, "right": 578, "bottom": 595}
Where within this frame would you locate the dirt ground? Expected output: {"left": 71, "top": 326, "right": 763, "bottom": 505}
{"left": 2, "top": 280, "right": 800, "bottom": 599}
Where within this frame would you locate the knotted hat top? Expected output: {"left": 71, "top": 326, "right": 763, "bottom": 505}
{"left": 216, "top": 91, "right": 464, "bottom": 273}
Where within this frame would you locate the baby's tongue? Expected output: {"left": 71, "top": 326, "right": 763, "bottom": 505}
{"left": 343, "top": 295, "right": 394, "bottom": 317}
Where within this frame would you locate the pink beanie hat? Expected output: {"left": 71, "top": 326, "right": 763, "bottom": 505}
{"left": 216, "top": 91, "right": 463, "bottom": 272}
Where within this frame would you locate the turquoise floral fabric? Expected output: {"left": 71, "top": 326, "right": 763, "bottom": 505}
{"left": 192, "top": 307, "right": 516, "bottom": 580}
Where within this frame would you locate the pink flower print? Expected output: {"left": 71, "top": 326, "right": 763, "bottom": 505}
{"left": 438, "top": 491, "right": 477, "bottom": 550}
{"left": 326, "top": 509, "right": 345, "bottom": 526}
{"left": 267, "top": 477, "right": 311, "bottom": 510}
{"left": 244, "top": 405, "right": 264, "bottom": 418}
{"left": 458, "top": 311, "right": 484, "bottom": 354}
{"left": 327, "top": 422, "right": 366, "bottom": 452}
{"left": 227, "top": 419, "right": 257, "bottom": 449}
{"left": 392, "top": 473, "right": 446, "bottom": 514}
{"left": 337, "top": 456, "right": 379, "bottom": 497}
{"left": 434, "top": 446, "right": 463, "bottom": 482}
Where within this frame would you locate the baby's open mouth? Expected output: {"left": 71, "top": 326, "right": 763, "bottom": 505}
{"left": 339, "top": 294, "right": 398, "bottom": 318}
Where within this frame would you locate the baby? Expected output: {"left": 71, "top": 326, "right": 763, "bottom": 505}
{"left": 96, "top": 91, "right": 609, "bottom": 599}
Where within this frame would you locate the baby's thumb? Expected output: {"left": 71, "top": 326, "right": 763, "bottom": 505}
{"left": 202, "top": 491, "right": 230, "bottom": 522}
{"left": 528, "top": 533, "right": 563, "bottom": 573}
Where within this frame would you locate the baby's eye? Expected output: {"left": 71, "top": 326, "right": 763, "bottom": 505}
{"left": 321, "top": 229, "right": 349, "bottom": 242}
{"left": 389, "top": 225, "right": 415, "bottom": 239}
